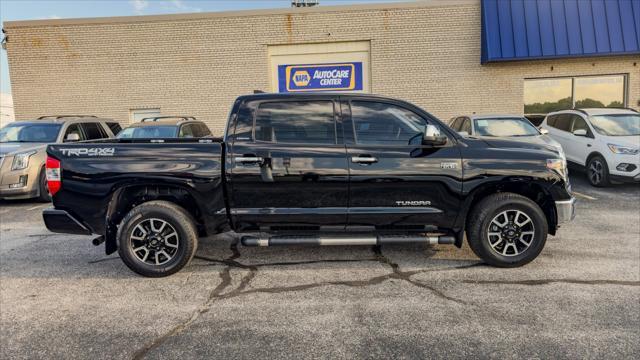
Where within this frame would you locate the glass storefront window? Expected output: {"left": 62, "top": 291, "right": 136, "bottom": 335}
{"left": 524, "top": 78, "right": 572, "bottom": 114}
{"left": 574, "top": 75, "right": 625, "bottom": 108}
{"left": 524, "top": 75, "right": 626, "bottom": 114}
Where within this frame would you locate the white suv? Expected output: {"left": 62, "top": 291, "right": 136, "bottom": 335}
{"left": 540, "top": 108, "right": 639, "bottom": 187}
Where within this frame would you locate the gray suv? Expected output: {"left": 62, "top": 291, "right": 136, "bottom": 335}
{"left": 0, "top": 115, "right": 121, "bottom": 201}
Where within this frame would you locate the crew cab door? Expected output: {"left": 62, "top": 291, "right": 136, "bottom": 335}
{"left": 227, "top": 97, "right": 349, "bottom": 231}
{"left": 342, "top": 98, "right": 463, "bottom": 230}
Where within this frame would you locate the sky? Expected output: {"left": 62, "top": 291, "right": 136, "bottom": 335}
{"left": 0, "top": 0, "right": 407, "bottom": 94}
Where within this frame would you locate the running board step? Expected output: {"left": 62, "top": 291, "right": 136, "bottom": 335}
{"left": 241, "top": 234, "right": 455, "bottom": 247}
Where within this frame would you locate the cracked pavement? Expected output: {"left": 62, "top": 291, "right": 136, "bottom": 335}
{"left": 1, "top": 174, "right": 639, "bottom": 359}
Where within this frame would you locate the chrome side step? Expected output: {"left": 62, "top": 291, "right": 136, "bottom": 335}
{"left": 241, "top": 234, "right": 456, "bottom": 247}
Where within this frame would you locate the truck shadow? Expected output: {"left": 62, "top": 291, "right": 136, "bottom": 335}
{"left": 0, "top": 229, "right": 482, "bottom": 281}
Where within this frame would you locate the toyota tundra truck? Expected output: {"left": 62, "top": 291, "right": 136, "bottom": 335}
{"left": 42, "top": 93, "right": 575, "bottom": 277}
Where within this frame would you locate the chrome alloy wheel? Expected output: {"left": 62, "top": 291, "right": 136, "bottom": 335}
{"left": 589, "top": 159, "right": 604, "bottom": 185}
{"left": 130, "top": 218, "right": 179, "bottom": 265}
{"left": 487, "top": 210, "right": 535, "bottom": 257}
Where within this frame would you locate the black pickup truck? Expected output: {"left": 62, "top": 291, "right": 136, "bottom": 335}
{"left": 43, "top": 93, "right": 575, "bottom": 277}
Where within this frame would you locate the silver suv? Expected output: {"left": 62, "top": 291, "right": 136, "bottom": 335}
{"left": 0, "top": 115, "right": 121, "bottom": 201}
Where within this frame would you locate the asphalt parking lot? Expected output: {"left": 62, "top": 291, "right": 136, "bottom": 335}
{"left": 1, "top": 173, "right": 638, "bottom": 359}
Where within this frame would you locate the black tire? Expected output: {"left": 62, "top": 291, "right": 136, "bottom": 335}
{"left": 467, "top": 193, "right": 548, "bottom": 268}
{"left": 117, "top": 200, "right": 198, "bottom": 277}
{"left": 37, "top": 168, "right": 51, "bottom": 202}
{"left": 587, "top": 155, "right": 610, "bottom": 187}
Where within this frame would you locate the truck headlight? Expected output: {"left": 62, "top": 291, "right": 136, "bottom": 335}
{"left": 11, "top": 151, "right": 36, "bottom": 171}
{"left": 547, "top": 158, "right": 567, "bottom": 179}
{"left": 607, "top": 144, "right": 639, "bottom": 155}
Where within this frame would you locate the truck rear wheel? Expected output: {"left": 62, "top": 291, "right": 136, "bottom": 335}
{"left": 117, "top": 200, "right": 198, "bottom": 277}
{"left": 467, "top": 193, "right": 548, "bottom": 267}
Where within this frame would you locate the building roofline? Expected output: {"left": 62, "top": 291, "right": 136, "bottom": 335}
{"left": 2, "top": 0, "right": 477, "bottom": 28}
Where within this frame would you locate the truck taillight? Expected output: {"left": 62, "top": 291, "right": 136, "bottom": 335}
{"left": 46, "top": 156, "right": 61, "bottom": 196}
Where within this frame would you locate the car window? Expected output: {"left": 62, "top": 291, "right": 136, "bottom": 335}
{"left": 179, "top": 124, "right": 195, "bottom": 138}
{"left": 0, "top": 123, "right": 62, "bottom": 143}
{"left": 198, "top": 123, "right": 212, "bottom": 137}
{"left": 64, "top": 123, "right": 85, "bottom": 141}
{"left": 82, "top": 122, "right": 108, "bottom": 140}
{"left": 589, "top": 114, "right": 640, "bottom": 136}
{"left": 473, "top": 117, "right": 540, "bottom": 137}
{"left": 450, "top": 118, "right": 460, "bottom": 131}
{"left": 546, "top": 115, "right": 557, "bottom": 127}
{"left": 571, "top": 116, "right": 590, "bottom": 133}
{"left": 460, "top": 118, "right": 472, "bottom": 134}
{"left": 117, "top": 126, "right": 177, "bottom": 139}
{"left": 453, "top": 117, "right": 463, "bottom": 131}
{"left": 351, "top": 101, "right": 428, "bottom": 145}
{"left": 255, "top": 101, "right": 336, "bottom": 144}
{"left": 552, "top": 114, "right": 573, "bottom": 132}
{"left": 106, "top": 122, "right": 122, "bottom": 136}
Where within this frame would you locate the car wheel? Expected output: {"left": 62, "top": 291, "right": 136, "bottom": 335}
{"left": 467, "top": 193, "right": 548, "bottom": 268}
{"left": 117, "top": 200, "right": 198, "bottom": 277}
{"left": 587, "top": 155, "right": 610, "bottom": 187}
{"left": 37, "top": 168, "right": 52, "bottom": 202}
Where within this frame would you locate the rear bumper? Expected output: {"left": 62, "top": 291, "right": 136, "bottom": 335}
{"left": 555, "top": 197, "right": 576, "bottom": 225}
{"left": 42, "top": 208, "right": 92, "bottom": 235}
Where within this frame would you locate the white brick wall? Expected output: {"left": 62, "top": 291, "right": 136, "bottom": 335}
{"left": 4, "top": 2, "right": 639, "bottom": 135}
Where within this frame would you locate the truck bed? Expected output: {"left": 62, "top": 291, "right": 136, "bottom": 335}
{"left": 46, "top": 141, "right": 227, "bottom": 241}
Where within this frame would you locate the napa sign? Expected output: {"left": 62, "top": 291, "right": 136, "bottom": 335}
{"left": 278, "top": 62, "right": 363, "bottom": 92}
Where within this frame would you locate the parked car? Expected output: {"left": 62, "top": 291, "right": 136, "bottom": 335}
{"left": 116, "top": 116, "right": 212, "bottom": 139}
{"left": 0, "top": 115, "right": 120, "bottom": 201}
{"left": 42, "top": 93, "right": 574, "bottom": 277}
{"left": 448, "top": 114, "right": 564, "bottom": 156}
{"left": 540, "top": 108, "right": 640, "bottom": 187}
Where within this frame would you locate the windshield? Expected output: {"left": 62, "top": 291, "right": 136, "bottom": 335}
{"left": 589, "top": 114, "right": 640, "bottom": 136}
{"left": 117, "top": 126, "right": 178, "bottom": 139}
{"left": 473, "top": 117, "right": 540, "bottom": 137}
{"left": 0, "top": 123, "right": 62, "bottom": 143}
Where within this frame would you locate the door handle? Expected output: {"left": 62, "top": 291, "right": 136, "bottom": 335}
{"left": 351, "top": 156, "right": 378, "bottom": 164}
{"left": 235, "top": 156, "right": 264, "bottom": 165}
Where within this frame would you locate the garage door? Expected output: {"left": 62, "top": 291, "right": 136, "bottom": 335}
{"left": 268, "top": 41, "right": 371, "bottom": 93}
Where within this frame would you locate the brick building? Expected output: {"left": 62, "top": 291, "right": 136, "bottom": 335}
{"left": 3, "top": 0, "right": 639, "bottom": 134}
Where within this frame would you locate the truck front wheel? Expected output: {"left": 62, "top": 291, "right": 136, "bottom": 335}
{"left": 117, "top": 200, "right": 198, "bottom": 277}
{"left": 467, "top": 193, "right": 548, "bottom": 267}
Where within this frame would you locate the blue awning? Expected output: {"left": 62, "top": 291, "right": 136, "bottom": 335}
{"left": 481, "top": 0, "right": 640, "bottom": 64}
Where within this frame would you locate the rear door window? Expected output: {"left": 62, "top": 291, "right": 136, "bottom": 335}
{"left": 546, "top": 115, "right": 557, "bottom": 127}
{"left": 255, "top": 101, "right": 336, "bottom": 144}
{"left": 82, "top": 123, "right": 108, "bottom": 140}
{"left": 106, "top": 122, "right": 122, "bottom": 136}
{"left": 198, "top": 123, "right": 212, "bottom": 137}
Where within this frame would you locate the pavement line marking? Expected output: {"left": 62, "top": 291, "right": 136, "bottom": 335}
{"left": 573, "top": 192, "right": 597, "bottom": 201}
{"left": 27, "top": 204, "right": 48, "bottom": 211}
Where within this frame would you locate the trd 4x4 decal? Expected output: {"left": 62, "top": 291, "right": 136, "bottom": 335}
{"left": 60, "top": 148, "right": 115, "bottom": 157}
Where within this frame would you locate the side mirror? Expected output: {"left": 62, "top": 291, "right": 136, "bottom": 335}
{"left": 539, "top": 128, "right": 549, "bottom": 135}
{"left": 65, "top": 133, "right": 80, "bottom": 142}
{"left": 422, "top": 124, "right": 447, "bottom": 146}
{"left": 573, "top": 129, "right": 587, "bottom": 137}
{"left": 457, "top": 131, "right": 469, "bottom": 136}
